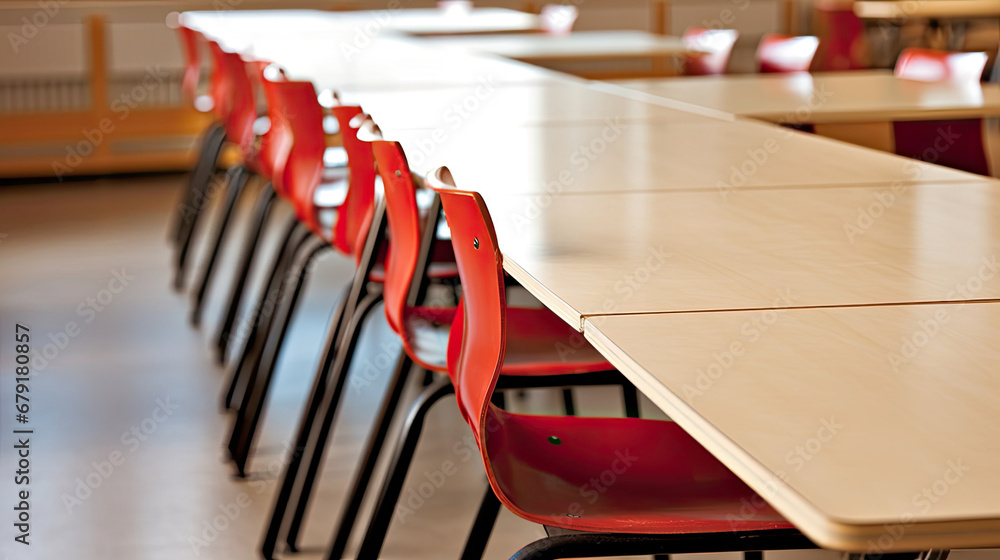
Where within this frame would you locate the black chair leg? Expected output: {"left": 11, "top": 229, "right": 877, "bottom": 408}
{"left": 352, "top": 377, "right": 455, "bottom": 560}
{"left": 228, "top": 237, "right": 328, "bottom": 476}
{"left": 221, "top": 217, "right": 304, "bottom": 411}
{"left": 282, "top": 291, "right": 385, "bottom": 552}
{"left": 561, "top": 388, "right": 575, "bottom": 416}
{"left": 224, "top": 223, "right": 312, "bottom": 416}
{"left": 174, "top": 126, "right": 227, "bottom": 291}
{"left": 508, "top": 530, "right": 815, "bottom": 560}
{"left": 325, "top": 353, "right": 415, "bottom": 560}
{"left": 191, "top": 164, "right": 251, "bottom": 327}
{"left": 260, "top": 283, "right": 353, "bottom": 560}
{"left": 622, "top": 384, "right": 640, "bottom": 418}
{"left": 460, "top": 483, "right": 503, "bottom": 560}
{"left": 170, "top": 122, "right": 224, "bottom": 246}
{"left": 215, "top": 186, "right": 278, "bottom": 365}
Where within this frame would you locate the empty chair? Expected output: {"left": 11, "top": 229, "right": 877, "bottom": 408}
{"left": 426, "top": 168, "right": 818, "bottom": 560}
{"left": 893, "top": 48, "right": 990, "bottom": 176}
{"left": 756, "top": 34, "right": 819, "bottom": 73}
{"left": 541, "top": 4, "right": 578, "bottom": 35}
{"left": 682, "top": 27, "right": 738, "bottom": 76}
{"left": 339, "top": 127, "right": 640, "bottom": 560}
{"left": 813, "top": 0, "right": 866, "bottom": 71}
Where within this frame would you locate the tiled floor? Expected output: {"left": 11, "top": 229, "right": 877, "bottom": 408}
{"left": 0, "top": 174, "right": 996, "bottom": 560}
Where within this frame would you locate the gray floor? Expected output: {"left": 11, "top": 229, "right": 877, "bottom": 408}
{"left": 0, "top": 175, "right": 995, "bottom": 560}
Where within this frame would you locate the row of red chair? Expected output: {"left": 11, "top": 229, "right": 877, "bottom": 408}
{"left": 168, "top": 20, "right": 983, "bottom": 560}
{"left": 681, "top": 30, "right": 820, "bottom": 76}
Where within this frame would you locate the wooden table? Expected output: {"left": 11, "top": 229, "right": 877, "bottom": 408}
{"left": 421, "top": 30, "right": 698, "bottom": 79}
{"left": 585, "top": 302, "right": 1000, "bottom": 552}
{"left": 854, "top": 0, "right": 1000, "bottom": 20}
{"left": 607, "top": 70, "right": 1000, "bottom": 152}
{"left": 184, "top": 9, "right": 1000, "bottom": 554}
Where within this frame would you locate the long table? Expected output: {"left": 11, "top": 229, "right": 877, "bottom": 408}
{"left": 182, "top": 9, "right": 1000, "bottom": 554}
{"left": 606, "top": 70, "right": 1000, "bottom": 152}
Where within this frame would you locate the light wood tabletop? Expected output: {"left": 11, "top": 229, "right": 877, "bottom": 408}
{"left": 854, "top": 0, "right": 1000, "bottom": 19}
{"left": 607, "top": 70, "right": 1000, "bottom": 124}
{"left": 584, "top": 302, "right": 1000, "bottom": 552}
{"left": 339, "top": 82, "right": 722, "bottom": 130}
{"left": 381, "top": 119, "right": 977, "bottom": 198}
{"left": 478, "top": 181, "right": 1000, "bottom": 327}
{"left": 181, "top": 8, "right": 541, "bottom": 38}
{"left": 420, "top": 30, "right": 695, "bottom": 62}
{"left": 183, "top": 9, "right": 1000, "bottom": 553}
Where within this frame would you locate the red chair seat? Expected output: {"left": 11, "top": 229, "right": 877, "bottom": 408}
{"left": 485, "top": 407, "right": 795, "bottom": 534}
{"left": 400, "top": 305, "right": 613, "bottom": 376}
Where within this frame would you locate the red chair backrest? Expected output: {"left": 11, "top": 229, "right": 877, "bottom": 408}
{"left": 372, "top": 140, "right": 421, "bottom": 337}
{"left": 813, "top": 2, "right": 865, "bottom": 71}
{"left": 894, "top": 48, "right": 987, "bottom": 83}
{"left": 176, "top": 25, "right": 201, "bottom": 104}
{"left": 892, "top": 48, "right": 990, "bottom": 176}
{"left": 268, "top": 79, "right": 327, "bottom": 229}
{"left": 681, "top": 27, "right": 738, "bottom": 76}
{"left": 255, "top": 64, "right": 291, "bottom": 184}
{"left": 205, "top": 41, "right": 256, "bottom": 159}
{"left": 756, "top": 34, "right": 819, "bottom": 73}
{"left": 427, "top": 168, "right": 506, "bottom": 438}
{"left": 330, "top": 106, "right": 376, "bottom": 258}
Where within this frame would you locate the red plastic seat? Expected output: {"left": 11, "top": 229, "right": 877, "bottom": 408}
{"left": 373, "top": 136, "right": 614, "bottom": 377}
{"left": 681, "top": 27, "right": 738, "bottom": 76}
{"left": 756, "top": 34, "right": 819, "bottom": 73}
{"left": 426, "top": 167, "right": 803, "bottom": 545}
{"left": 893, "top": 48, "right": 990, "bottom": 176}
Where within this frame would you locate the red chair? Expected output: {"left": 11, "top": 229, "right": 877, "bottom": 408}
{"left": 223, "top": 78, "right": 378, "bottom": 477}
{"left": 682, "top": 27, "right": 738, "bottom": 76}
{"left": 170, "top": 30, "right": 228, "bottom": 286}
{"left": 425, "top": 168, "right": 818, "bottom": 560}
{"left": 893, "top": 48, "right": 990, "bottom": 176}
{"left": 813, "top": 0, "right": 866, "bottom": 71}
{"left": 756, "top": 34, "right": 819, "bottom": 73}
{"left": 176, "top": 25, "right": 202, "bottom": 105}
{"left": 332, "top": 128, "right": 640, "bottom": 560}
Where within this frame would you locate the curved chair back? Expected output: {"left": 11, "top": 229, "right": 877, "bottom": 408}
{"left": 425, "top": 167, "right": 506, "bottom": 432}
{"left": 681, "top": 27, "right": 738, "bottom": 76}
{"left": 372, "top": 138, "right": 422, "bottom": 339}
{"left": 255, "top": 63, "right": 291, "bottom": 183}
{"left": 756, "top": 34, "right": 819, "bottom": 73}
{"left": 813, "top": 1, "right": 865, "bottom": 71}
{"left": 893, "top": 48, "right": 990, "bottom": 176}
{"left": 268, "top": 79, "right": 326, "bottom": 228}
{"left": 177, "top": 25, "right": 202, "bottom": 103}
{"left": 330, "top": 105, "right": 376, "bottom": 257}
{"left": 894, "top": 47, "right": 987, "bottom": 83}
